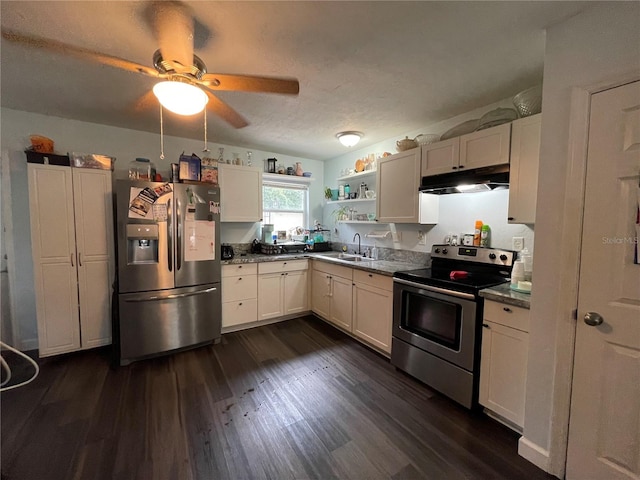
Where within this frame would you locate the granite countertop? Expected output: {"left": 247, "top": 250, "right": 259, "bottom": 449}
{"left": 479, "top": 283, "right": 531, "bottom": 309}
{"left": 222, "top": 252, "right": 418, "bottom": 277}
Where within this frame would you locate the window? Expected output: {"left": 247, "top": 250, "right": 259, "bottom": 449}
{"left": 262, "top": 180, "right": 309, "bottom": 237}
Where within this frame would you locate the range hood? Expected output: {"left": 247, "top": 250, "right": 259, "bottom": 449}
{"left": 419, "top": 164, "right": 509, "bottom": 194}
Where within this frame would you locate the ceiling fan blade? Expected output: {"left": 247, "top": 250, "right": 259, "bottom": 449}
{"left": 151, "top": 1, "right": 194, "bottom": 72}
{"left": 1, "top": 29, "right": 160, "bottom": 77}
{"left": 201, "top": 74, "right": 300, "bottom": 95}
{"left": 202, "top": 89, "right": 249, "bottom": 129}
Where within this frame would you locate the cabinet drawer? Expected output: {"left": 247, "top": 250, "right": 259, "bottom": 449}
{"left": 222, "top": 274, "right": 257, "bottom": 302}
{"left": 258, "top": 259, "right": 308, "bottom": 274}
{"left": 353, "top": 269, "right": 392, "bottom": 291}
{"left": 484, "top": 300, "right": 530, "bottom": 332}
{"left": 222, "top": 263, "right": 257, "bottom": 277}
{"left": 222, "top": 298, "right": 258, "bottom": 327}
{"left": 311, "top": 260, "right": 353, "bottom": 280}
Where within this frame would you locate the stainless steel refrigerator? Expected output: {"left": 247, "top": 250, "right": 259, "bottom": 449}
{"left": 114, "top": 180, "right": 221, "bottom": 365}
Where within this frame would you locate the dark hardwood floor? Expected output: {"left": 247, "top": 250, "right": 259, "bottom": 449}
{"left": 1, "top": 316, "right": 553, "bottom": 480}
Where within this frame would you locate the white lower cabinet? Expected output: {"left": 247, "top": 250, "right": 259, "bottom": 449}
{"left": 311, "top": 260, "right": 393, "bottom": 355}
{"left": 352, "top": 270, "right": 393, "bottom": 354}
{"left": 479, "top": 300, "right": 530, "bottom": 429}
{"left": 222, "top": 264, "right": 258, "bottom": 328}
{"left": 257, "top": 260, "right": 308, "bottom": 320}
{"left": 311, "top": 261, "right": 353, "bottom": 331}
{"left": 28, "top": 164, "right": 114, "bottom": 357}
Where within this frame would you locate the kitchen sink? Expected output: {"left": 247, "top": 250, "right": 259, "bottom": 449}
{"left": 316, "top": 252, "right": 372, "bottom": 262}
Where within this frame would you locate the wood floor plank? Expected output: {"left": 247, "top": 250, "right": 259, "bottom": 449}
{"left": 1, "top": 316, "right": 554, "bottom": 480}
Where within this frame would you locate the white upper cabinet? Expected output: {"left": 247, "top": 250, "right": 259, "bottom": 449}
{"left": 219, "top": 164, "right": 263, "bottom": 222}
{"left": 376, "top": 148, "right": 421, "bottom": 223}
{"left": 459, "top": 123, "right": 511, "bottom": 170}
{"left": 508, "top": 114, "right": 541, "bottom": 224}
{"left": 421, "top": 138, "right": 461, "bottom": 176}
{"left": 421, "top": 123, "right": 511, "bottom": 177}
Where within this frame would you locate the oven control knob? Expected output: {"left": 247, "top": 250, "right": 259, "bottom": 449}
{"left": 434, "top": 248, "right": 441, "bottom": 254}
{"left": 489, "top": 253, "right": 496, "bottom": 260}
{"left": 499, "top": 254, "right": 508, "bottom": 261}
{"left": 442, "top": 248, "right": 448, "bottom": 254}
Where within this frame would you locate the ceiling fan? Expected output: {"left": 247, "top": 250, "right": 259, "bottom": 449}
{"left": 1, "top": 1, "right": 300, "bottom": 128}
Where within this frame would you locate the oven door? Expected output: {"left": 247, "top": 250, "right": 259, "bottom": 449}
{"left": 393, "top": 278, "right": 478, "bottom": 371}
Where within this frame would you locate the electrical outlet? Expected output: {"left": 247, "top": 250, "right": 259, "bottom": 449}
{"left": 512, "top": 236, "right": 524, "bottom": 251}
{"left": 417, "top": 230, "right": 426, "bottom": 245}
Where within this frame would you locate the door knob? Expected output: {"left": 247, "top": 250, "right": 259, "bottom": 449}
{"left": 584, "top": 312, "right": 604, "bottom": 326}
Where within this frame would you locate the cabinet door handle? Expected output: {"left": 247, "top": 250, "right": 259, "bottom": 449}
{"left": 508, "top": 217, "right": 515, "bottom": 221}
{"left": 78, "top": 253, "right": 82, "bottom": 267}
{"left": 503, "top": 307, "right": 512, "bottom": 313}
{"left": 458, "top": 164, "right": 465, "bottom": 169}
{"left": 368, "top": 274, "right": 373, "bottom": 277}
{"left": 239, "top": 302, "right": 243, "bottom": 306}
{"left": 238, "top": 265, "right": 242, "bottom": 269}
{"left": 238, "top": 277, "right": 242, "bottom": 281}
{"left": 482, "top": 323, "right": 490, "bottom": 329}
{"left": 452, "top": 166, "right": 458, "bottom": 170}
{"left": 70, "top": 253, "right": 74, "bottom": 267}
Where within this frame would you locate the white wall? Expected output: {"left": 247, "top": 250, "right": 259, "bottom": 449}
{"left": 520, "top": 2, "right": 640, "bottom": 476}
{"left": 0, "top": 108, "right": 322, "bottom": 348}
{"left": 329, "top": 189, "right": 533, "bottom": 254}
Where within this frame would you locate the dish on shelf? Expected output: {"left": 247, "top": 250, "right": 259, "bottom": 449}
{"left": 513, "top": 84, "right": 542, "bottom": 117}
{"left": 396, "top": 136, "right": 418, "bottom": 152}
{"left": 476, "top": 108, "right": 518, "bottom": 131}
{"left": 440, "top": 119, "right": 480, "bottom": 140}
{"left": 414, "top": 133, "right": 440, "bottom": 145}
{"left": 367, "top": 213, "right": 376, "bottom": 221}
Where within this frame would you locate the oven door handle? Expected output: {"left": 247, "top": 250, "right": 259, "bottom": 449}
{"left": 393, "top": 278, "right": 476, "bottom": 301}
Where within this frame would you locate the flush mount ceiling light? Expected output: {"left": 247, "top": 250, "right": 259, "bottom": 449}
{"left": 336, "top": 131, "right": 363, "bottom": 147}
{"left": 153, "top": 76, "right": 209, "bottom": 116}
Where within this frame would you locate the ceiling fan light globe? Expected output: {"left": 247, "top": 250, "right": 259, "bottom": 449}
{"left": 336, "top": 131, "right": 363, "bottom": 147}
{"left": 153, "top": 80, "right": 208, "bottom": 116}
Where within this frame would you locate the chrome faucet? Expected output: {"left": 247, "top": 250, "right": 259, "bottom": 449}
{"left": 353, "top": 233, "right": 362, "bottom": 255}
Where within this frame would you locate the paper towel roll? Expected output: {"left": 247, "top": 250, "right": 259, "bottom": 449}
{"left": 511, "top": 260, "right": 525, "bottom": 285}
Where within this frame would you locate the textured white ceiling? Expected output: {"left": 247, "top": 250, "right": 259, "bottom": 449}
{"left": 1, "top": 1, "right": 592, "bottom": 160}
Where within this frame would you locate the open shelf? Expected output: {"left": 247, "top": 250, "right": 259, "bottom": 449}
{"left": 336, "top": 170, "right": 376, "bottom": 182}
{"left": 326, "top": 198, "right": 375, "bottom": 205}
{"left": 337, "top": 220, "right": 382, "bottom": 224}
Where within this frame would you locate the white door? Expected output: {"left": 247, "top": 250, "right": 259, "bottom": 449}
{"left": 257, "top": 273, "right": 283, "bottom": 320}
{"left": 284, "top": 270, "right": 308, "bottom": 315}
{"left": 28, "top": 164, "right": 81, "bottom": 356}
{"left": 566, "top": 80, "right": 640, "bottom": 479}
{"left": 72, "top": 169, "right": 114, "bottom": 348}
{"left": 329, "top": 275, "right": 353, "bottom": 331}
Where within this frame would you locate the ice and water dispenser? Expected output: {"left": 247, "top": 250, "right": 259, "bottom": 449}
{"left": 126, "top": 224, "right": 159, "bottom": 264}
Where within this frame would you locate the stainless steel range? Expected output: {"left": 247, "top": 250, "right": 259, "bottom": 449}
{"left": 391, "top": 245, "right": 516, "bottom": 408}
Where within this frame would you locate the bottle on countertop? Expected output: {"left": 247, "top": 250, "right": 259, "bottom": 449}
{"left": 371, "top": 244, "right": 378, "bottom": 260}
{"left": 480, "top": 224, "right": 490, "bottom": 247}
{"left": 473, "top": 220, "right": 483, "bottom": 246}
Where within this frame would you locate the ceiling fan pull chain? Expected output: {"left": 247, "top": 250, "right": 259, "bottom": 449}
{"left": 203, "top": 109, "right": 210, "bottom": 152}
{"left": 159, "top": 104, "right": 165, "bottom": 160}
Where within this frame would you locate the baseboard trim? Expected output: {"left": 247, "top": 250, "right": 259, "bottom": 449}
{"left": 19, "top": 338, "right": 38, "bottom": 352}
{"left": 518, "top": 436, "right": 551, "bottom": 473}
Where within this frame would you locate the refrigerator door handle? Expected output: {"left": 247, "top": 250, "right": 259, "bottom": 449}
{"left": 167, "top": 198, "right": 173, "bottom": 272}
{"left": 123, "top": 287, "right": 217, "bottom": 302}
{"left": 176, "top": 198, "right": 182, "bottom": 271}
